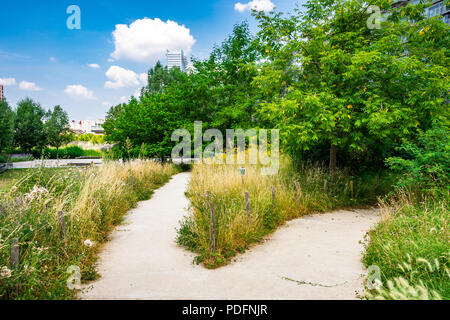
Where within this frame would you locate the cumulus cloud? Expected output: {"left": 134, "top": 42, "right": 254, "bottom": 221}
{"left": 120, "top": 96, "right": 128, "bottom": 103}
{"left": 49, "top": 56, "right": 56, "bottom": 61}
{"left": 104, "top": 66, "right": 147, "bottom": 89}
{"left": 64, "top": 85, "right": 96, "bottom": 100}
{"left": 110, "top": 18, "right": 196, "bottom": 63}
{"left": 102, "top": 101, "right": 111, "bottom": 106}
{"left": 88, "top": 63, "right": 100, "bottom": 69}
{"left": 0, "top": 78, "right": 17, "bottom": 86}
{"left": 234, "top": 0, "right": 275, "bottom": 12}
{"left": 19, "top": 81, "right": 43, "bottom": 91}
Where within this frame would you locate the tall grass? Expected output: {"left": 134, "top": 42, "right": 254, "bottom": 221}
{"left": 177, "top": 156, "right": 394, "bottom": 268}
{"left": 363, "top": 192, "right": 449, "bottom": 300}
{"left": 0, "top": 160, "right": 177, "bottom": 299}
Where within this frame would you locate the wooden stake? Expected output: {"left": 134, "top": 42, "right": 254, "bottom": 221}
{"left": 376, "top": 175, "right": 379, "bottom": 194}
{"left": 11, "top": 238, "right": 19, "bottom": 268}
{"left": 324, "top": 179, "right": 328, "bottom": 194}
{"left": 245, "top": 191, "right": 251, "bottom": 219}
{"left": 296, "top": 182, "right": 301, "bottom": 201}
{"left": 350, "top": 180, "right": 354, "bottom": 198}
{"left": 210, "top": 200, "right": 216, "bottom": 254}
{"left": 130, "top": 175, "right": 134, "bottom": 191}
{"left": 58, "top": 211, "right": 66, "bottom": 241}
{"left": 271, "top": 186, "right": 275, "bottom": 202}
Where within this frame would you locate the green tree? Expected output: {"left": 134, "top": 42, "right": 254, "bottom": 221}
{"left": 44, "top": 105, "right": 72, "bottom": 159}
{"left": 104, "top": 22, "right": 262, "bottom": 159}
{"left": 0, "top": 99, "right": 15, "bottom": 154}
{"left": 145, "top": 61, "right": 186, "bottom": 94}
{"left": 14, "top": 98, "right": 46, "bottom": 152}
{"left": 254, "top": 0, "right": 449, "bottom": 172}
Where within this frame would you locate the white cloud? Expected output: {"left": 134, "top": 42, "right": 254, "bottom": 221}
{"left": 104, "top": 66, "right": 146, "bottom": 89}
{"left": 88, "top": 63, "right": 100, "bottom": 69}
{"left": 120, "top": 96, "right": 128, "bottom": 103}
{"left": 234, "top": 0, "right": 275, "bottom": 12}
{"left": 102, "top": 101, "right": 111, "bottom": 106}
{"left": 64, "top": 85, "right": 96, "bottom": 100}
{"left": 49, "top": 56, "right": 56, "bottom": 61}
{"left": 0, "top": 78, "right": 17, "bottom": 86}
{"left": 110, "top": 18, "right": 196, "bottom": 63}
{"left": 139, "top": 73, "right": 148, "bottom": 86}
{"left": 19, "top": 81, "right": 43, "bottom": 91}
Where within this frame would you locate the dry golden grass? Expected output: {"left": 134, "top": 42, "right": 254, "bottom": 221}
{"left": 178, "top": 155, "right": 391, "bottom": 268}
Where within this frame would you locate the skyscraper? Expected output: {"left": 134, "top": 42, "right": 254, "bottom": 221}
{"left": 166, "top": 50, "right": 188, "bottom": 71}
{"left": 0, "top": 85, "right": 4, "bottom": 102}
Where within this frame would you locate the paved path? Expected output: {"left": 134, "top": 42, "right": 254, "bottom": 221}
{"left": 12, "top": 159, "right": 103, "bottom": 169}
{"left": 81, "top": 172, "right": 380, "bottom": 300}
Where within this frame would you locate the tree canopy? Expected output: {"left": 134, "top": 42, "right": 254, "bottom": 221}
{"left": 104, "top": 1, "right": 449, "bottom": 172}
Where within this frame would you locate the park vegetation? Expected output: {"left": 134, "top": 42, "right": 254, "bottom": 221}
{"left": 0, "top": 0, "right": 448, "bottom": 300}
{"left": 0, "top": 160, "right": 177, "bottom": 299}
{"left": 0, "top": 97, "right": 102, "bottom": 161}
{"left": 102, "top": 0, "right": 449, "bottom": 299}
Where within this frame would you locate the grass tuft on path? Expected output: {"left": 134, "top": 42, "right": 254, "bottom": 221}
{"left": 177, "top": 156, "right": 395, "bottom": 268}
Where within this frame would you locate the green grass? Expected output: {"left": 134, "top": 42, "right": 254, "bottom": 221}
{"left": 362, "top": 194, "right": 449, "bottom": 300}
{"left": 177, "top": 156, "right": 397, "bottom": 268}
{"left": 0, "top": 170, "right": 31, "bottom": 193}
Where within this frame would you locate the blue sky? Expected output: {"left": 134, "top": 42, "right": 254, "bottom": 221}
{"left": 0, "top": 0, "right": 302, "bottom": 120}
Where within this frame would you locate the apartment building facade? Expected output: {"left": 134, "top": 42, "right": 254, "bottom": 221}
{"left": 166, "top": 50, "right": 188, "bottom": 71}
{"left": 392, "top": 0, "right": 450, "bottom": 24}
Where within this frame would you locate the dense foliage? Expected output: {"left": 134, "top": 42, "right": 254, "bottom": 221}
{"left": 0, "top": 99, "right": 14, "bottom": 154}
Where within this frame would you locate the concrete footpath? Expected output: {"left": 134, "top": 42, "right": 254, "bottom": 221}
{"left": 81, "top": 172, "right": 380, "bottom": 300}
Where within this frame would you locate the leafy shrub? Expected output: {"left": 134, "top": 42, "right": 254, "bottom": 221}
{"left": 386, "top": 127, "right": 450, "bottom": 196}
{"left": 32, "top": 146, "right": 102, "bottom": 159}
{"left": 76, "top": 134, "right": 105, "bottom": 144}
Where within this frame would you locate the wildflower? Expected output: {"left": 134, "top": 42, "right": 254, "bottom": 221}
{"left": 84, "top": 239, "right": 94, "bottom": 247}
{"left": 10, "top": 186, "right": 17, "bottom": 194}
{"left": 1, "top": 266, "right": 11, "bottom": 278}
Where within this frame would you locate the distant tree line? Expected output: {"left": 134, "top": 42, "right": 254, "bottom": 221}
{"left": 0, "top": 97, "right": 72, "bottom": 160}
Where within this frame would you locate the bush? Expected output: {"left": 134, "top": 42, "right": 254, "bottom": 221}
{"left": 386, "top": 127, "right": 450, "bottom": 196}
{"left": 32, "top": 146, "right": 102, "bottom": 159}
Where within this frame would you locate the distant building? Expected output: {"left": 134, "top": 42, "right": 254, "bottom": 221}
{"left": 0, "top": 85, "right": 4, "bottom": 102}
{"left": 392, "top": 0, "right": 449, "bottom": 24}
{"left": 166, "top": 50, "right": 188, "bottom": 71}
{"left": 70, "top": 119, "right": 105, "bottom": 135}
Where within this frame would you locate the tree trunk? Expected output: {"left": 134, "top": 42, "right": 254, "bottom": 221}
{"left": 329, "top": 144, "right": 337, "bottom": 174}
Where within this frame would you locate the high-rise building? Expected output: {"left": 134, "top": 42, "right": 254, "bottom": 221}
{"left": 166, "top": 50, "right": 188, "bottom": 71}
{"left": 0, "top": 85, "right": 4, "bottom": 102}
{"left": 392, "top": 0, "right": 449, "bottom": 24}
